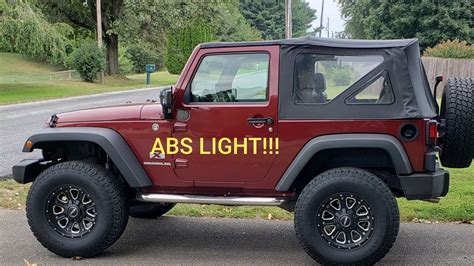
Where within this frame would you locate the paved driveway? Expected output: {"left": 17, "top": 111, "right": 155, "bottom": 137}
{"left": 0, "top": 87, "right": 162, "bottom": 177}
{"left": 0, "top": 209, "right": 473, "bottom": 265}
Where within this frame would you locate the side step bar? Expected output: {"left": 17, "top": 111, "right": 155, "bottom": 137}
{"left": 137, "top": 193, "right": 285, "bottom": 206}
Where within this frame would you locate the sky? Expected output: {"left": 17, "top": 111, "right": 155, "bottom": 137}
{"left": 307, "top": 0, "right": 346, "bottom": 37}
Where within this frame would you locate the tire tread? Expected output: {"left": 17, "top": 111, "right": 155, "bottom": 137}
{"left": 440, "top": 77, "right": 474, "bottom": 168}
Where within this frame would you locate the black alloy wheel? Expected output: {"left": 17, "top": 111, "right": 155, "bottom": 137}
{"left": 316, "top": 192, "right": 374, "bottom": 250}
{"left": 45, "top": 186, "right": 97, "bottom": 238}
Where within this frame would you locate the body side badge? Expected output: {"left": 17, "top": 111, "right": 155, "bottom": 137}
{"left": 151, "top": 123, "right": 160, "bottom": 132}
{"left": 149, "top": 151, "right": 165, "bottom": 160}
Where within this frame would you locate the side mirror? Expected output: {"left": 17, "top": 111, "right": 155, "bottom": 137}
{"left": 160, "top": 87, "right": 173, "bottom": 119}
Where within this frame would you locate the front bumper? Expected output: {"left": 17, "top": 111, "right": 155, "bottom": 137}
{"left": 12, "top": 159, "right": 45, "bottom": 184}
{"left": 399, "top": 167, "right": 449, "bottom": 200}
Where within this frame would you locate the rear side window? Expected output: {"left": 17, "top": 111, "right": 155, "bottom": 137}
{"left": 293, "top": 53, "right": 383, "bottom": 104}
{"left": 346, "top": 72, "right": 395, "bottom": 104}
{"left": 190, "top": 53, "right": 269, "bottom": 103}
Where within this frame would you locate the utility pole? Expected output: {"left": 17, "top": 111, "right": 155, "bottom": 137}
{"left": 96, "top": 0, "right": 102, "bottom": 48}
{"left": 96, "top": 0, "right": 104, "bottom": 81}
{"left": 319, "top": 0, "right": 324, "bottom": 37}
{"left": 327, "top": 17, "right": 330, "bottom": 38}
{"left": 285, "top": 0, "right": 292, "bottom": 39}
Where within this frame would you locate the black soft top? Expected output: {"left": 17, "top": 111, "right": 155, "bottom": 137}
{"left": 201, "top": 36, "right": 437, "bottom": 119}
{"left": 201, "top": 36, "right": 417, "bottom": 49}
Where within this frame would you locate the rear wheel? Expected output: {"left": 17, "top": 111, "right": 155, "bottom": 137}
{"left": 129, "top": 203, "right": 176, "bottom": 219}
{"left": 439, "top": 77, "right": 474, "bottom": 168}
{"left": 294, "top": 168, "right": 399, "bottom": 265}
{"left": 26, "top": 161, "right": 128, "bottom": 258}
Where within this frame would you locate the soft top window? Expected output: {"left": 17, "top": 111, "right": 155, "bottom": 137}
{"left": 346, "top": 71, "right": 395, "bottom": 105}
{"left": 190, "top": 53, "right": 269, "bottom": 103}
{"left": 293, "top": 53, "right": 383, "bottom": 104}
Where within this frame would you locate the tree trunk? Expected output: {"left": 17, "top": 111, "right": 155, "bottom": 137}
{"left": 104, "top": 33, "right": 119, "bottom": 75}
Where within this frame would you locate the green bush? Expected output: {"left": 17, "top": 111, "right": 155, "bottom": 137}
{"left": 424, "top": 39, "right": 474, "bottom": 59}
{"left": 125, "top": 44, "right": 162, "bottom": 73}
{"left": 70, "top": 42, "right": 106, "bottom": 82}
{"left": 166, "top": 21, "right": 214, "bottom": 75}
{"left": 118, "top": 46, "right": 133, "bottom": 74}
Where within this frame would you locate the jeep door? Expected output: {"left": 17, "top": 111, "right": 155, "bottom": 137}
{"left": 172, "top": 45, "right": 279, "bottom": 185}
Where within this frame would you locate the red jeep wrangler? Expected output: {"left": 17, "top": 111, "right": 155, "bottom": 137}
{"left": 13, "top": 37, "right": 473, "bottom": 264}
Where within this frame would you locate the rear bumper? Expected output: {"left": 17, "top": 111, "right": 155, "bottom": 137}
{"left": 12, "top": 159, "right": 44, "bottom": 184}
{"left": 399, "top": 168, "right": 449, "bottom": 200}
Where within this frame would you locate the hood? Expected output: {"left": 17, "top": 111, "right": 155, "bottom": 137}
{"left": 56, "top": 104, "right": 144, "bottom": 123}
{"left": 55, "top": 103, "right": 165, "bottom": 124}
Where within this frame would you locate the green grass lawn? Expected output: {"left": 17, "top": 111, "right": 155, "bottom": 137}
{"left": 1, "top": 164, "right": 473, "bottom": 222}
{"left": 0, "top": 52, "right": 179, "bottom": 105}
{"left": 0, "top": 53, "right": 61, "bottom": 76}
{"left": 398, "top": 167, "right": 474, "bottom": 222}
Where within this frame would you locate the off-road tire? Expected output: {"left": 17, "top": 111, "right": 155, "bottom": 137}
{"left": 439, "top": 77, "right": 474, "bottom": 168}
{"left": 294, "top": 167, "right": 399, "bottom": 265}
{"left": 26, "top": 161, "right": 129, "bottom": 258}
{"left": 129, "top": 203, "right": 176, "bottom": 219}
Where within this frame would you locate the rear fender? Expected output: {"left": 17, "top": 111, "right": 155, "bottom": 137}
{"left": 275, "top": 134, "right": 413, "bottom": 191}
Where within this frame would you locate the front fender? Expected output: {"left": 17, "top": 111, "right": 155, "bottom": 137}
{"left": 275, "top": 134, "right": 413, "bottom": 191}
{"left": 22, "top": 127, "right": 152, "bottom": 187}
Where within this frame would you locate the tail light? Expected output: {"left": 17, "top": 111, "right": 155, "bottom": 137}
{"left": 426, "top": 120, "right": 438, "bottom": 146}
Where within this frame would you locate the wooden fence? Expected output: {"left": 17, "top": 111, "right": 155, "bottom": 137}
{"left": 422, "top": 57, "right": 474, "bottom": 96}
{"left": 0, "top": 70, "right": 79, "bottom": 83}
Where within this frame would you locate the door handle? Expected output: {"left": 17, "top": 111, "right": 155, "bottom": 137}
{"left": 173, "top": 122, "right": 188, "bottom": 132}
{"left": 174, "top": 158, "right": 188, "bottom": 168}
{"left": 247, "top": 117, "right": 273, "bottom": 125}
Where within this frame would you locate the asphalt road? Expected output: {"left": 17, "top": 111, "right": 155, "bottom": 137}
{"left": 0, "top": 209, "right": 472, "bottom": 265}
{"left": 0, "top": 87, "right": 162, "bottom": 177}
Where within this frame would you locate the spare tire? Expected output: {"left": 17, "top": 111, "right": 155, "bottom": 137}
{"left": 439, "top": 77, "right": 474, "bottom": 168}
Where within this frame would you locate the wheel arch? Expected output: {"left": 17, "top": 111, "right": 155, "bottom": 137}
{"left": 22, "top": 127, "right": 152, "bottom": 188}
{"left": 275, "top": 134, "right": 413, "bottom": 192}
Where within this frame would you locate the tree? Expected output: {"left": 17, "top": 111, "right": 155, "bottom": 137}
{"left": 0, "top": 1, "right": 73, "bottom": 65}
{"left": 338, "top": 0, "right": 473, "bottom": 50}
{"left": 214, "top": 0, "right": 262, "bottom": 41}
{"left": 37, "top": 0, "right": 124, "bottom": 75}
{"left": 166, "top": 21, "right": 214, "bottom": 74}
{"left": 120, "top": 0, "right": 260, "bottom": 48}
{"left": 239, "top": 0, "right": 317, "bottom": 40}
{"left": 119, "top": 0, "right": 260, "bottom": 72}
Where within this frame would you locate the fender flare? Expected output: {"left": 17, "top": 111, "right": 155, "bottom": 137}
{"left": 275, "top": 134, "right": 413, "bottom": 191}
{"left": 23, "top": 127, "right": 152, "bottom": 188}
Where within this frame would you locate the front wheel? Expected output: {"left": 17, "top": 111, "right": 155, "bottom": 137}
{"left": 26, "top": 161, "right": 129, "bottom": 258}
{"left": 294, "top": 167, "right": 399, "bottom": 265}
